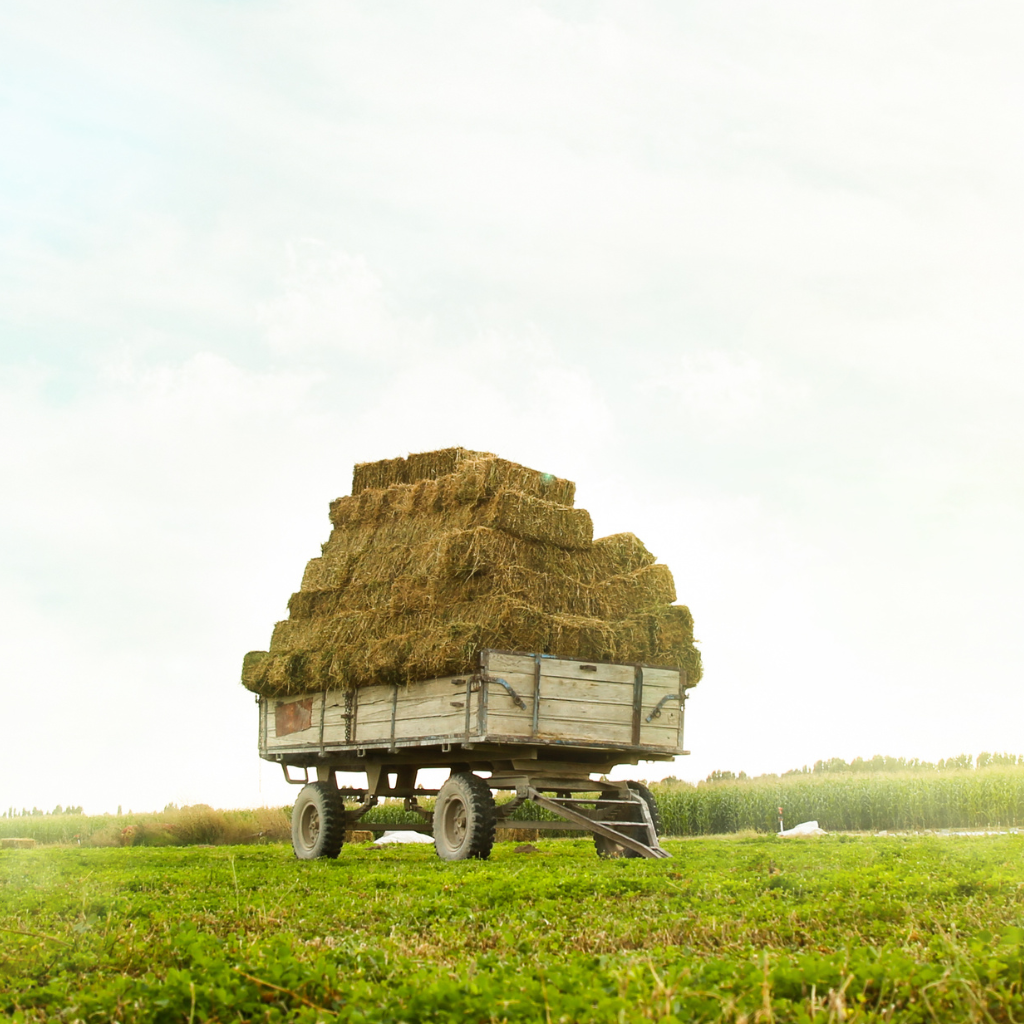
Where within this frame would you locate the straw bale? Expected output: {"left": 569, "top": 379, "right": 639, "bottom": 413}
{"left": 424, "top": 562, "right": 673, "bottom": 620}
{"left": 301, "top": 557, "right": 326, "bottom": 591}
{"left": 246, "top": 598, "right": 701, "bottom": 697}
{"left": 352, "top": 449, "right": 576, "bottom": 506}
{"left": 455, "top": 455, "right": 576, "bottom": 507}
{"left": 592, "top": 533, "right": 659, "bottom": 575}
{"left": 330, "top": 485, "right": 591, "bottom": 550}
{"left": 243, "top": 449, "right": 701, "bottom": 699}
{"left": 352, "top": 448, "right": 487, "bottom": 493}
{"left": 351, "top": 456, "right": 410, "bottom": 493}
{"left": 596, "top": 564, "right": 677, "bottom": 619}
{"left": 290, "top": 559, "right": 674, "bottom": 623}
{"left": 488, "top": 491, "right": 592, "bottom": 548}
{"left": 303, "top": 521, "right": 451, "bottom": 592}
{"left": 436, "top": 528, "right": 655, "bottom": 582}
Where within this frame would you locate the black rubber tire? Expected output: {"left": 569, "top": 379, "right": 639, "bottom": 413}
{"left": 594, "top": 781, "right": 661, "bottom": 860}
{"left": 629, "top": 781, "right": 662, "bottom": 836}
{"left": 292, "top": 782, "right": 346, "bottom": 860}
{"left": 433, "top": 772, "right": 497, "bottom": 861}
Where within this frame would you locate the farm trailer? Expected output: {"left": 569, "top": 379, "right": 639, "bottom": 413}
{"left": 259, "top": 649, "right": 693, "bottom": 861}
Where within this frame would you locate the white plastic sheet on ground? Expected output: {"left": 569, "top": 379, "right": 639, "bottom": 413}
{"left": 779, "top": 820, "right": 827, "bottom": 836}
{"left": 373, "top": 830, "right": 435, "bottom": 845}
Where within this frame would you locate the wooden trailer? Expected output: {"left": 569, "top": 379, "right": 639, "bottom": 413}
{"left": 260, "top": 649, "right": 693, "bottom": 860}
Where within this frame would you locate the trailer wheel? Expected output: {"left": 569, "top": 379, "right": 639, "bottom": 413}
{"left": 594, "top": 781, "right": 661, "bottom": 859}
{"left": 292, "top": 782, "right": 345, "bottom": 860}
{"left": 433, "top": 772, "right": 496, "bottom": 861}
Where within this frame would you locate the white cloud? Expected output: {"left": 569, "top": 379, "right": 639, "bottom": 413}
{"left": 641, "top": 351, "right": 803, "bottom": 435}
{"left": 258, "top": 241, "right": 429, "bottom": 356}
{"left": 5, "top": 1, "right": 1024, "bottom": 813}
{"left": 0, "top": 323, "right": 620, "bottom": 812}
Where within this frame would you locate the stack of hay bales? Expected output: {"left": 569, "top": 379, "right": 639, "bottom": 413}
{"left": 242, "top": 449, "right": 701, "bottom": 697}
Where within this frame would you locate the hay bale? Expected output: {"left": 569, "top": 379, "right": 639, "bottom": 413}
{"left": 243, "top": 449, "right": 701, "bottom": 697}
{"left": 245, "top": 598, "right": 699, "bottom": 697}
{"left": 291, "top": 554, "right": 672, "bottom": 623}
{"left": 0, "top": 838, "right": 36, "bottom": 849}
{"left": 352, "top": 448, "right": 486, "bottom": 493}
{"left": 330, "top": 484, "right": 591, "bottom": 550}
{"left": 352, "top": 449, "right": 576, "bottom": 506}
{"left": 496, "top": 828, "right": 540, "bottom": 842}
{"left": 302, "top": 525, "right": 656, "bottom": 599}
{"left": 437, "top": 528, "right": 656, "bottom": 582}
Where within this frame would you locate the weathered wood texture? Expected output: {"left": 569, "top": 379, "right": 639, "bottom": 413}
{"left": 261, "top": 650, "right": 684, "bottom": 757}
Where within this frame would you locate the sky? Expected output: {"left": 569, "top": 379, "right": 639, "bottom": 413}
{"left": 3, "top": 1, "right": 1024, "bottom": 815}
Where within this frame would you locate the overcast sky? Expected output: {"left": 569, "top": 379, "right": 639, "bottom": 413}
{"left": 3, "top": 1, "right": 1024, "bottom": 815}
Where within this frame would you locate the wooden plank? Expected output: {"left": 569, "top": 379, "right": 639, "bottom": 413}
{"left": 321, "top": 693, "right": 351, "bottom": 730}
{"left": 538, "top": 698, "right": 633, "bottom": 729}
{"left": 640, "top": 703, "right": 679, "bottom": 727}
{"left": 640, "top": 717, "right": 680, "bottom": 749}
{"left": 317, "top": 690, "right": 353, "bottom": 746}
{"left": 351, "top": 683, "right": 396, "bottom": 721}
{"left": 528, "top": 675, "right": 633, "bottom": 706}
{"left": 263, "top": 659, "right": 682, "bottom": 753}
{"left": 535, "top": 703, "right": 633, "bottom": 743}
{"left": 540, "top": 658, "right": 634, "bottom": 684}
{"left": 638, "top": 666, "right": 681, "bottom": 751}
{"left": 351, "top": 685, "right": 394, "bottom": 742}
{"left": 484, "top": 651, "right": 536, "bottom": 676}
{"left": 637, "top": 731, "right": 679, "bottom": 751}
{"left": 642, "top": 667, "right": 680, "bottom": 690}
{"left": 483, "top": 668, "right": 535, "bottom": 697}
{"left": 392, "top": 676, "right": 473, "bottom": 739}
{"left": 533, "top": 723, "right": 634, "bottom": 744}
{"left": 394, "top": 710, "right": 466, "bottom": 738}
{"left": 484, "top": 711, "right": 535, "bottom": 740}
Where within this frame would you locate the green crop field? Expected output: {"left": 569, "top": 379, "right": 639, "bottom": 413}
{"left": 10, "top": 764, "right": 1024, "bottom": 851}
{"left": 3, "top": 834, "right": 1024, "bottom": 1022}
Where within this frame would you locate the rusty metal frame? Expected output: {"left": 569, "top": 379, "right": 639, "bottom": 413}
{"left": 630, "top": 665, "right": 644, "bottom": 746}
{"left": 478, "top": 673, "right": 489, "bottom": 735}
{"left": 389, "top": 683, "right": 399, "bottom": 752}
{"left": 645, "top": 693, "right": 681, "bottom": 722}
{"left": 531, "top": 655, "right": 542, "bottom": 737}
{"left": 280, "top": 763, "right": 309, "bottom": 785}
{"left": 525, "top": 787, "right": 669, "bottom": 859}
{"left": 477, "top": 673, "right": 526, "bottom": 709}
{"left": 318, "top": 688, "right": 327, "bottom": 755}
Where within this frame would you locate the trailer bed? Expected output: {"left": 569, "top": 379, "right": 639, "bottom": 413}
{"left": 259, "top": 649, "right": 689, "bottom": 772}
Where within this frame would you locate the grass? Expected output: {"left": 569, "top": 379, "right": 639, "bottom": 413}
{"left": 9, "top": 765, "right": 1024, "bottom": 849}
{"left": 0, "top": 805, "right": 293, "bottom": 848}
{"left": 654, "top": 764, "right": 1024, "bottom": 834}
{"left": 3, "top": 833, "right": 1024, "bottom": 1021}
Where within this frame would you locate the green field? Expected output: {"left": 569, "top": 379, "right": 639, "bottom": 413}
{"left": 4, "top": 834, "right": 1024, "bottom": 1022}
{"left": 9, "top": 764, "right": 1024, "bottom": 850}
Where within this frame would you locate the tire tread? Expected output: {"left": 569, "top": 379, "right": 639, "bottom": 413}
{"left": 434, "top": 772, "right": 496, "bottom": 861}
{"left": 292, "top": 782, "right": 346, "bottom": 860}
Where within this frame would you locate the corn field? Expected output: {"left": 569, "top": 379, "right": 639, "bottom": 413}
{"left": 649, "top": 765, "right": 1024, "bottom": 835}
{"left": 6, "top": 766, "right": 1024, "bottom": 845}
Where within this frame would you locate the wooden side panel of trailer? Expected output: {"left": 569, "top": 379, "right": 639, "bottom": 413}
{"left": 260, "top": 650, "right": 685, "bottom": 757}
{"left": 481, "top": 652, "right": 681, "bottom": 751}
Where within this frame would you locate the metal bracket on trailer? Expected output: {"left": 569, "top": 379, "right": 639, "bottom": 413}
{"left": 645, "top": 693, "right": 682, "bottom": 722}
{"left": 525, "top": 787, "right": 671, "bottom": 859}
{"left": 476, "top": 674, "right": 527, "bottom": 710}
{"left": 280, "top": 764, "right": 310, "bottom": 785}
